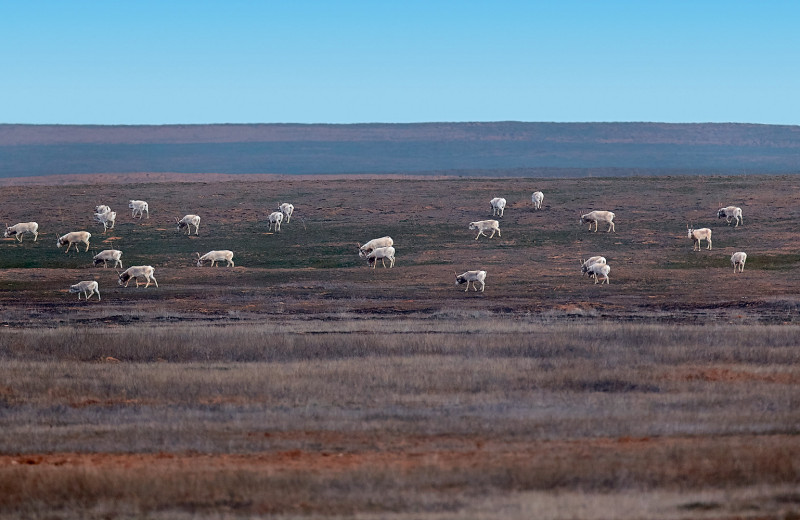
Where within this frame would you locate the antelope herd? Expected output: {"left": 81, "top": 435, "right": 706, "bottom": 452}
{"left": 1, "top": 185, "right": 755, "bottom": 302}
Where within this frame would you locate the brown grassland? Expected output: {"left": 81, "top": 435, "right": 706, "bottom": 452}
{"left": 0, "top": 174, "right": 799, "bottom": 519}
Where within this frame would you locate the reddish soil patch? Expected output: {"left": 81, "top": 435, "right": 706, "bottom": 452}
{"left": 3, "top": 432, "right": 797, "bottom": 476}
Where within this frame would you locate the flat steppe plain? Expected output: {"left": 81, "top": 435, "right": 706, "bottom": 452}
{"left": 0, "top": 174, "right": 799, "bottom": 519}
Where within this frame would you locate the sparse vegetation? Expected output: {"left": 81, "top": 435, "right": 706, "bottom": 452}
{"left": 0, "top": 175, "right": 799, "bottom": 518}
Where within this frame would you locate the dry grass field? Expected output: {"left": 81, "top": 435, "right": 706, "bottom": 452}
{"left": 0, "top": 174, "right": 799, "bottom": 519}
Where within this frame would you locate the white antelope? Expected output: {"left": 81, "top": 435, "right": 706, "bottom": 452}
{"left": 94, "top": 210, "right": 116, "bottom": 232}
{"left": 118, "top": 266, "right": 158, "bottom": 288}
{"left": 279, "top": 203, "right": 294, "bottom": 223}
{"left": 532, "top": 191, "right": 544, "bottom": 210}
{"left": 717, "top": 205, "right": 743, "bottom": 227}
{"left": 581, "top": 256, "right": 607, "bottom": 280}
{"left": 366, "top": 246, "right": 395, "bottom": 269}
{"left": 268, "top": 211, "right": 283, "bottom": 232}
{"left": 490, "top": 197, "right": 507, "bottom": 217}
{"left": 4, "top": 222, "right": 38, "bottom": 242}
{"left": 128, "top": 200, "right": 149, "bottom": 219}
{"left": 176, "top": 214, "right": 201, "bottom": 235}
{"left": 455, "top": 270, "right": 486, "bottom": 292}
{"left": 196, "top": 250, "right": 235, "bottom": 267}
{"left": 469, "top": 220, "right": 501, "bottom": 240}
{"left": 93, "top": 249, "right": 123, "bottom": 268}
{"left": 687, "top": 226, "right": 712, "bottom": 251}
{"left": 69, "top": 280, "right": 100, "bottom": 300}
{"left": 587, "top": 263, "right": 611, "bottom": 284}
{"left": 580, "top": 210, "right": 616, "bottom": 232}
{"left": 56, "top": 231, "right": 91, "bottom": 253}
{"left": 731, "top": 251, "right": 747, "bottom": 273}
{"left": 358, "top": 236, "right": 394, "bottom": 258}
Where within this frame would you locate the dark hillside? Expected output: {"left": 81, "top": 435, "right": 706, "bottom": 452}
{"left": 1, "top": 122, "right": 799, "bottom": 177}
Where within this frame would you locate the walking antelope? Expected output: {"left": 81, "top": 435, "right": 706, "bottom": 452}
{"left": 469, "top": 220, "right": 501, "bottom": 240}
{"left": 129, "top": 200, "right": 149, "bottom": 219}
{"left": 717, "top": 205, "right": 743, "bottom": 227}
{"left": 532, "top": 191, "right": 544, "bottom": 210}
{"left": 94, "top": 210, "right": 116, "bottom": 232}
{"left": 69, "top": 280, "right": 100, "bottom": 300}
{"left": 279, "top": 203, "right": 294, "bottom": 223}
{"left": 731, "top": 251, "right": 747, "bottom": 273}
{"left": 268, "top": 211, "right": 283, "bottom": 232}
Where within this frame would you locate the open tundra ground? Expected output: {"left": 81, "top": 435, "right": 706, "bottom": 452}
{"left": 0, "top": 174, "right": 799, "bottom": 519}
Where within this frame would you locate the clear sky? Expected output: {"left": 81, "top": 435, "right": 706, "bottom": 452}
{"left": 2, "top": 1, "right": 798, "bottom": 125}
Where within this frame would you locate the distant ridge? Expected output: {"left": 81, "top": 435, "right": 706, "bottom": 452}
{"left": 1, "top": 122, "right": 799, "bottom": 177}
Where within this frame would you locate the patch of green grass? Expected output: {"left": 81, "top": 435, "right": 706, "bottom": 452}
{"left": 747, "top": 254, "right": 800, "bottom": 270}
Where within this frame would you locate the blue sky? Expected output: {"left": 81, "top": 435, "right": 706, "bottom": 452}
{"left": 2, "top": 1, "right": 798, "bottom": 125}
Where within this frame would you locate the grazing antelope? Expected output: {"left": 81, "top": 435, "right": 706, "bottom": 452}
{"left": 455, "top": 270, "right": 486, "bottom": 292}
{"left": 490, "top": 197, "right": 507, "bottom": 217}
{"left": 118, "top": 266, "right": 158, "bottom": 288}
{"left": 581, "top": 256, "right": 607, "bottom": 280}
{"left": 196, "top": 250, "right": 234, "bottom": 267}
{"left": 93, "top": 249, "right": 123, "bottom": 269}
{"left": 587, "top": 263, "right": 611, "bottom": 284}
{"left": 56, "top": 231, "right": 91, "bottom": 253}
{"left": 176, "top": 214, "right": 201, "bottom": 235}
{"left": 358, "top": 236, "right": 394, "bottom": 258}
{"left": 4, "top": 222, "right": 38, "bottom": 242}
{"left": 580, "top": 211, "right": 616, "bottom": 232}
{"left": 366, "top": 246, "right": 395, "bottom": 269}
